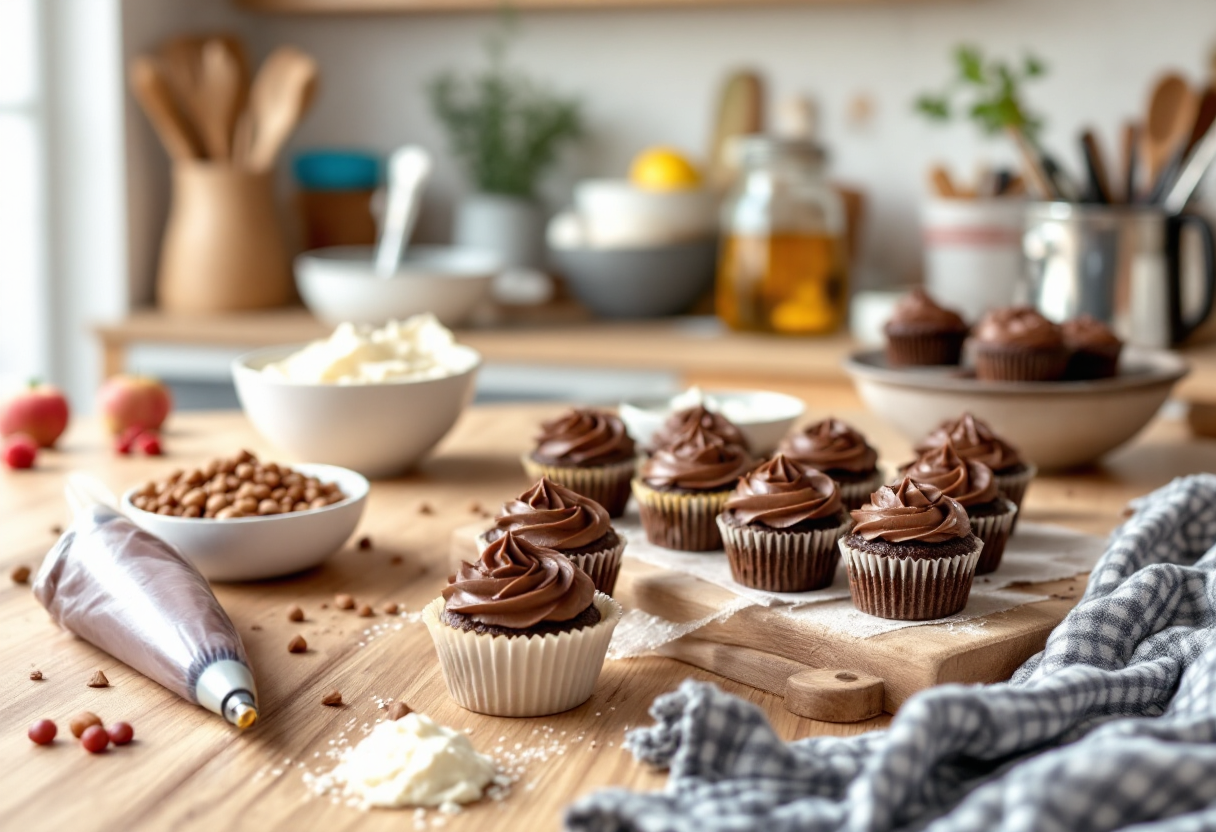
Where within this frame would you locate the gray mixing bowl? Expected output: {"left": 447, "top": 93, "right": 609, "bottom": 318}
{"left": 549, "top": 239, "right": 717, "bottom": 318}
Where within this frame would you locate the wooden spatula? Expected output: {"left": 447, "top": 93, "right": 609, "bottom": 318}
{"left": 245, "top": 46, "right": 319, "bottom": 173}
{"left": 1143, "top": 73, "right": 1198, "bottom": 196}
{"left": 128, "top": 56, "right": 203, "bottom": 162}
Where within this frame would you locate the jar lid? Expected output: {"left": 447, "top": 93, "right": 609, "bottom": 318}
{"left": 735, "top": 135, "right": 826, "bottom": 168}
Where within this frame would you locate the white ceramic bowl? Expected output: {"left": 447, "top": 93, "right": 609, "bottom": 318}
{"left": 121, "top": 463, "right": 369, "bottom": 582}
{"left": 295, "top": 245, "right": 500, "bottom": 327}
{"left": 574, "top": 179, "right": 717, "bottom": 248}
{"left": 232, "top": 344, "right": 480, "bottom": 479}
{"left": 844, "top": 347, "right": 1188, "bottom": 470}
{"left": 620, "top": 390, "right": 806, "bottom": 455}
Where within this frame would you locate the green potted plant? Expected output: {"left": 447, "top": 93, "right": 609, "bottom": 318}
{"left": 428, "top": 24, "right": 583, "bottom": 272}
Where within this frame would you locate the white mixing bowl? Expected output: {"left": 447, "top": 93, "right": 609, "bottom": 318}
{"left": 232, "top": 344, "right": 480, "bottom": 479}
{"left": 295, "top": 245, "right": 500, "bottom": 327}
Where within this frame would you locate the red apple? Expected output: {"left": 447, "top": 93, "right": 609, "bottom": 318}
{"left": 98, "top": 376, "right": 172, "bottom": 436}
{"left": 0, "top": 381, "right": 70, "bottom": 448}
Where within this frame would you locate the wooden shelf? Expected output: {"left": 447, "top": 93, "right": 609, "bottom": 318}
{"left": 237, "top": 0, "right": 937, "bottom": 14}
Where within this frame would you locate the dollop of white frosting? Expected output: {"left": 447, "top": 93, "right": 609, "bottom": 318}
{"left": 667, "top": 387, "right": 763, "bottom": 424}
{"left": 263, "top": 314, "right": 475, "bottom": 385}
{"left": 326, "top": 713, "right": 496, "bottom": 809}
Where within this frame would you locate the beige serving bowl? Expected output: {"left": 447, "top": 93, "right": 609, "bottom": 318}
{"left": 844, "top": 347, "right": 1188, "bottom": 471}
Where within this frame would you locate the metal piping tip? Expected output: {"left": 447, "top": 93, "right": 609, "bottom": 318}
{"left": 224, "top": 690, "right": 259, "bottom": 730}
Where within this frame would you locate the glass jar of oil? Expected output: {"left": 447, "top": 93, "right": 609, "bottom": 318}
{"left": 716, "top": 137, "right": 848, "bottom": 334}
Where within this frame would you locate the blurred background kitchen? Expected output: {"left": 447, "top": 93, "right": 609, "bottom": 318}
{"left": 5, "top": 0, "right": 1216, "bottom": 416}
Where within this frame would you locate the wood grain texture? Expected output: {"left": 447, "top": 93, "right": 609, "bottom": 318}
{"left": 236, "top": 0, "right": 950, "bottom": 13}
{"left": 785, "top": 669, "right": 885, "bottom": 723}
{"left": 1, "top": 403, "right": 1210, "bottom": 832}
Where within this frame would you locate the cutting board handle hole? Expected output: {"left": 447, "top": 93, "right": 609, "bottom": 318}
{"left": 835, "top": 672, "right": 858, "bottom": 682}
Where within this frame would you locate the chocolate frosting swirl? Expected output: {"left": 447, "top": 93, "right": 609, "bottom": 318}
{"left": 884, "top": 288, "right": 967, "bottom": 334}
{"left": 901, "top": 441, "right": 999, "bottom": 507}
{"left": 972, "top": 306, "right": 1064, "bottom": 349}
{"left": 1062, "top": 314, "right": 1122, "bottom": 350}
{"left": 491, "top": 477, "right": 611, "bottom": 550}
{"left": 443, "top": 530, "right": 595, "bottom": 628}
{"left": 533, "top": 408, "right": 636, "bottom": 466}
{"left": 641, "top": 425, "right": 753, "bottom": 491}
{"left": 850, "top": 478, "right": 972, "bottom": 543}
{"left": 915, "top": 412, "right": 1024, "bottom": 472}
{"left": 725, "top": 455, "right": 843, "bottom": 529}
{"left": 650, "top": 405, "right": 750, "bottom": 453}
{"left": 778, "top": 418, "right": 878, "bottom": 474}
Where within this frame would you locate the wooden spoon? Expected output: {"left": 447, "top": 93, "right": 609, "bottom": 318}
{"left": 1143, "top": 73, "right": 1198, "bottom": 196}
{"left": 159, "top": 34, "right": 251, "bottom": 161}
{"left": 128, "top": 57, "right": 202, "bottom": 162}
{"left": 195, "top": 39, "right": 243, "bottom": 160}
{"left": 245, "top": 46, "right": 319, "bottom": 173}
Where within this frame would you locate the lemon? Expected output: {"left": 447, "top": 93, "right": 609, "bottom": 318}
{"left": 629, "top": 147, "right": 702, "bottom": 191}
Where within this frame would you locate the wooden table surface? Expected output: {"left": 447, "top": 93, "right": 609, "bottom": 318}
{"left": 3, "top": 402, "right": 1214, "bottom": 832}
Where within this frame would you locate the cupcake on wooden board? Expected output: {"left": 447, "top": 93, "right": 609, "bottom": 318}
{"left": 838, "top": 478, "right": 983, "bottom": 620}
{"left": 647, "top": 404, "right": 750, "bottom": 455}
{"left": 424, "top": 530, "right": 621, "bottom": 717}
{"left": 632, "top": 425, "right": 753, "bottom": 551}
{"left": 777, "top": 418, "right": 884, "bottom": 511}
{"left": 480, "top": 477, "right": 625, "bottom": 595}
{"left": 970, "top": 306, "right": 1069, "bottom": 382}
{"left": 900, "top": 441, "right": 1017, "bottom": 574}
{"left": 883, "top": 288, "right": 969, "bottom": 367}
{"left": 717, "top": 454, "right": 851, "bottom": 592}
{"left": 521, "top": 408, "right": 637, "bottom": 517}
{"left": 915, "top": 412, "right": 1034, "bottom": 529}
{"left": 1062, "top": 315, "right": 1123, "bottom": 380}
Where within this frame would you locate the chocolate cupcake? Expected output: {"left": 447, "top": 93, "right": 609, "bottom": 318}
{"left": 1062, "top": 315, "right": 1122, "bottom": 380}
{"left": 648, "top": 404, "right": 750, "bottom": 454}
{"left": 424, "top": 530, "right": 621, "bottom": 717}
{"left": 521, "top": 408, "right": 637, "bottom": 517}
{"left": 901, "top": 441, "right": 1017, "bottom": 574}
{"left": 481, "top": 477, "right": 626, "bottom": 596}
{"left": 915, "top": 412, "right": 1035, "bottom": 531}
{"left": 777, "top": 418, "right": 884, "bottom": 511}
{"left": 970, "top": 306, "right": 1069, "bottom": 382}
{"left": 632, "top": 425, "right": 753, "bottom": 551}
{"left": 883, "top": 288, "right": 969, "bottom": 367}
{"left": 717, "top": 455, "right": 851, "bottom": 592}
{"left": 838, "top": 478, "right": 983, "bottom": 620}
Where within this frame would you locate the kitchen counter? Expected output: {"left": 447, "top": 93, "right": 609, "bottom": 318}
{"left": 2, "top": 403, "right": 1213, "bottom": 832}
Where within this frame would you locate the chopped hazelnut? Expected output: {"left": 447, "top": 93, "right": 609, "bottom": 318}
{"left": 287, "top": 635, "right": 308, "bottom": 654}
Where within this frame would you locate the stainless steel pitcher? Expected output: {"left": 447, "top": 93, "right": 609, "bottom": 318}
{"left": 1021, "top": 202, "right": 1216, "bottom": 347}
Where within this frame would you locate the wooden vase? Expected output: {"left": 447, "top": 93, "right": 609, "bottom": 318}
{"left": 157, "top": 162, "right": 293, "bottom": 314}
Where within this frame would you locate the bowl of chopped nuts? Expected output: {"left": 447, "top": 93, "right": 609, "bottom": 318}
{"left": 121, "top": 452, "right": 370, "bottom": 581}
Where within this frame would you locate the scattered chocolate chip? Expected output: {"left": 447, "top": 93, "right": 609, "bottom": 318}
{"left": 357, "top": 604, "right": 373, "bottom": 618}
{"left": 389, "top": 555, "right": 403, "bottom": 566}
{"left": 321, "top": 689, "right": 342, "bottom": 706}
{"left": 287, "top": 604, "right": 305, "bottom": 622}
{"left": 468, "top": 502, "right": 483, "bottom": 514}
{"left": 10, "top": 565, "right": 30, "bottom": 584}
{"left": 320, "top": 602, "right": 329, "bottom": 609}
{"left": 357, "top": 535, "right": 372, "bottom": 550}
{"left": 386, "top": 701, "right": 411, "bottom": 720}
{"left": 382, "top": 602, "right": 399, "bottom": 615}
{"left": 29, "top": 670, "right": 42, "bottom": 681}
{"left": 87, "top": 670, "right": 109, "bottom": 688}
{"left": 418, "top": 503, "right": 433, "bottom": 515}
{"left": 334, "top": 593, "right": 355, "bottom": 610}
{"left": 50, "top": 525, "right": 63, "bottom": 536}
{"left": 287, "top": 635, "right": 308, "bottom": 654}
{"left": 251, "top": 624, "right": 262, "bottom": 631}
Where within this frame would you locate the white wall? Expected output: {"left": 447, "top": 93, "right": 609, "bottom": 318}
{"left": 247, "top": 0, "right": 1216, "bottom": 289}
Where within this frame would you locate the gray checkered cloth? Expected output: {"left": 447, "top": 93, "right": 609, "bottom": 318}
{"left": 567, "top": 474, "right": 1216, "bottom": 832}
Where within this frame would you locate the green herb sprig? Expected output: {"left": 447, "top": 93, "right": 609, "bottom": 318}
{"left": 915, "top": 45, "right": 1047, "bottom": 139}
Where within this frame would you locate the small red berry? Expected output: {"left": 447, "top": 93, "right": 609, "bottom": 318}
{"left": 114, "top": 426, "right": 143, "bottom": 455}
{"left": 28, "top": 719, "right": 57, "bottom": 745}
{"left": 107, "top": 721, "right": 133, "bottom": 746}
{"left": 3, "top": 434, "right": 37, "bottom": 469}
{"left": 80, "top": 724, "right": 109, "bottom": 753}
{"left": 135, "top": 431, "right": 162, "bottom": 456}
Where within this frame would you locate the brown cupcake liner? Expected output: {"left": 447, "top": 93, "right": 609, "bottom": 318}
{"left": 885, "top": 331, "right": 967, "bottom": 367}
{"left": 1064, "top": 348, "right": 1121, "bottom": 380}
{"left": 835, "top": 468, "right": 888, "bottom": 512}
{"left": 838, "top": 535, "right": 982, "bottom": 621}
{"left": 520, "top": 455, "right": 636, "bottom": 518}
{"left": 476, "top": 530, "right": 626, "bottom": 597}
{"left": 995, "top": 463, "right": 1036, "bottom": 533}
{"left": 717, "top": 515, "right": 850, "bottom": 592}
{"left": 631, "top": 479, "right": 732, "bottom": 552}
{"left": 969, "top": 498, "right": 1017, "bottom": 574}
{"left": 972, "top": 344, "right": 1070, "bottom": 382}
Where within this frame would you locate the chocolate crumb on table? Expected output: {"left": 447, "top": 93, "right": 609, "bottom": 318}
{"left": 29, "top": 670, "right": 43, "bottom": 681}
{"left": 358, "top": 535, "right": 372, "bottom": 550}
{"left": 389, "top": 555, "right": 403, "bottom": 566}
{"left": 321, "top": 690, "right": 342, "bottom": 706}
{"left": 10, "top": 565, "right": 30, "bottom": 584}
{"left": 382, "top": 602, "right": 399, "bottom": 615}
{"left": 357, "top": 604, "right": 374, "bottom": 618}
{"left": 287, "top": 635, "right": 308, "bottom": 654}
{"left": 87, "top": 670, "right": 109, "bottom": 688}
{"left": 286, "top": 604, "right": 305, "bottom": 622}
{"left": 387, "top": 701, "right": 411, "bottom": 720}
{"left": 334, "top": 593, "right": 355, "bottom": 610}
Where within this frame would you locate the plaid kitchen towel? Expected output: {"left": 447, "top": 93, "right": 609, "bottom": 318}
{"left": 567, "top": 474, "right": 1216, "bottom": 832}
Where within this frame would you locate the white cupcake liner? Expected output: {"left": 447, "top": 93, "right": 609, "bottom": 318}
{"left": 995, "top": 464, "right": 1036, "bottom": 532}
{"left": 717, "top": 514, "right": 850, "bottom": 592}
{"left": 475, "top": 531, "right": 627, "bottom": 596}
{"left": 834, "top": 468, "right": 888, "bottom": 512}
{"left": 519, "top": 455, "right": 637, "bottom": 518}
{"left": 424, "top": 592, "right": 622, "bottom": 717}
{"left": 838, "top": 535, "right": 982, "bottom": 621}
{"left": 969, "top": 498, "right": 1017, "bottom": 574}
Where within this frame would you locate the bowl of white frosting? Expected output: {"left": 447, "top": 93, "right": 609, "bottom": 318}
{"left": 232, "top": 314, "right": 480, "bottom": 478}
